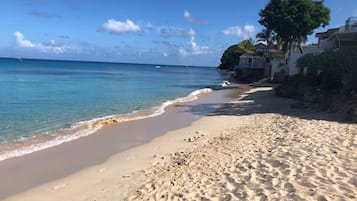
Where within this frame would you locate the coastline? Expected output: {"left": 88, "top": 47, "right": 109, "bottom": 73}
{"left": 0, "top": 83, "right": 248, "bottom": 200}
{"left": 0, "top": 87, "right": 215, "bottom": 162}
{"left": 3, "top": 84, "right": 356, "bottom": 201}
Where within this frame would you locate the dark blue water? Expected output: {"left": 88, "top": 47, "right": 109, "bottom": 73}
{"left": 0, "top": 58, "right": 226, "bottom": 145}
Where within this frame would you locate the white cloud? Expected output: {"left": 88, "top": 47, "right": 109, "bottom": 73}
{"left": 183, "top": 10, "right": 207, "bottom": 24}
{"left": 14, "top": 31, "right": 65, "bottom": 54}
{"left": 179, "top": 28, "right": 210, "bottom": 56}
{"left": 100, "top": 19, "right": 141, "bottom": 34}
{"left": 188, "top": 28, "right": 195, "bottom": 38}
{"left": 184, "top": 10, "right": 193, "bottom": 22}
{"left": 222, "top": 24, "right": 256, "bottom": 39}
{"left": 14, "top": 32, "right": 35, "bottom": 48}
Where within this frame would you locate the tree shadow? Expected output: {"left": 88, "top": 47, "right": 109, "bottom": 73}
{"left": 175, "top": 87, "right": 346, "bottom": 123}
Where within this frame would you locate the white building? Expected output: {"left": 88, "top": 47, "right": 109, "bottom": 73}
{"left": 287, "top": 45, "right": 318, "bottom": 76}
{"left": 235, "top": 53, "right": 270, "bottom": 80}
{"left": 316, "top": 17, "right": 357, "bottom": 51}
{"left": 286, "top": 17, "right": 357, "bottom": 76}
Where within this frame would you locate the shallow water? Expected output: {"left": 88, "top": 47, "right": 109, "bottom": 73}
{"left": 0, "top": 58, "right": 226, "bottom": 145}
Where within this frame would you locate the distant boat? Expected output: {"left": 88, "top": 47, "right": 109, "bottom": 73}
{"left": 17, "top": 58, "right": 23, "bottom": 61}
{"left": 155, "top": 65, "right": 161, "bottom": 68}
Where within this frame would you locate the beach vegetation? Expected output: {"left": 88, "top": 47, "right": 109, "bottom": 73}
{"left": 259, "top": 0, "right": 330, "bottom": 52}
{"left": 276, "top": 47, "right": 357, "bottom": 119}
{"left": 297, "top": 48, "right": 357, "bottom": 93}
{"left": 218, "top": 40, "right": 255, "bottom": 70}
{"left": 218, "top": 44, "right": 245, "bottom": 70}
{"left": 236, "top": 39, "right": 255, "bottom": 54}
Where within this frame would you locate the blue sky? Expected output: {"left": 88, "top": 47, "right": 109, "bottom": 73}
{"left": 0, "top": 0, "right": 356, "bottom": 66}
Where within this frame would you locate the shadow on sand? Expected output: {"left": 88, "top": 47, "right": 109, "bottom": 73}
{"left": 175, "top": 85, "right": 346, "bottom": 123}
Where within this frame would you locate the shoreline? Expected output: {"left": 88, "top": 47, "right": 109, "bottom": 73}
{"left": 0, "top": 86, "right": 216, "bottom": 162}
{"left": 3, "top": 85, "right": 355, "bottom": 201}
{"left": 0, "top": 83, "right": 249, "bottom": 200}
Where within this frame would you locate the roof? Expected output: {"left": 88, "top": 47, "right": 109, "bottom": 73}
{"left": 254, "top": 43, "right": 268, "bottom": 48}
{"left": 315, "top": 28, "right": 339, "bottom": 39}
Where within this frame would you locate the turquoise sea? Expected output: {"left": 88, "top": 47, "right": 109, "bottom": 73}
{"left": 0, "top": 58, "right": 227, "bottom": 159}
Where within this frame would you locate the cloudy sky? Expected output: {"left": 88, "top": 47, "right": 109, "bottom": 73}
{"left": 0, "top": 0, "right": 356, "bottom": 66}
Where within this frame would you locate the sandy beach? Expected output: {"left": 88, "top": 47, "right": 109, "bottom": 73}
{"left": 3, "top": 85, "right": 357, "bottom": 201}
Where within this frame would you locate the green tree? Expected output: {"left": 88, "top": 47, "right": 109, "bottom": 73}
{"left": 218, "top": 44, "right": 245, "bottom": 70}
{"left": 259, "top": 0, "right": 330, "bottom": 53}
{"left": 218, "top": 40, "right": 255, "bottom": 70}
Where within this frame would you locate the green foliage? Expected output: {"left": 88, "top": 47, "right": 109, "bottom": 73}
{"left": 277, "top": 48, "right": 357, "bottom": 116}
{"left": 297, "top": 48, "right": 357, "bottom": 93}
{"left": 275, "top": 74, "right": 319, "bottom": 98}
{"left": 237, "top": 39, "right": 256, "bottom": 54}
{"left": 218, "top": 40, "right": 255, "bottom": 70}
{"left": 259, "top": 0, "right": 330, "bottom": 46}
{"left": 218, "top": 44, "right": 245, "bottom": 70}
{"left": 296, "top": 53, "right": 319, "bottom": 75}
{"left": 270, "top": 52, "right": 285, "bottom": 58}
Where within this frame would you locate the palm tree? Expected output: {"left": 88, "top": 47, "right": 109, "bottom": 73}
{"left": 256, "top": 29, "right": 285, "bottom": 51}
{"left": 237, "top": 39, "right": 255, "bottom": 54}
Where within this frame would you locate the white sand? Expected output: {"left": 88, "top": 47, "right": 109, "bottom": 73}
{"left": 5, "top": 87, "right": 357, "bottom": 201}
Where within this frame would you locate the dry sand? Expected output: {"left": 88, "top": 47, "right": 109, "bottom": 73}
{"left": 5, "top": 86, "right": 357, "bottom": 201}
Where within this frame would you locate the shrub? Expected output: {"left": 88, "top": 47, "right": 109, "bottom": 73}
{"left": 297, "top": 47, "right": 357, "bottom": 93}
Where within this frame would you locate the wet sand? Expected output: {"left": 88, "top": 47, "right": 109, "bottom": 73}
{"left": 0, "top": 84, "right": 248, "bottom": 200}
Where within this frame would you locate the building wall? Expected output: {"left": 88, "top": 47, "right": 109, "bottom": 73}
{"left": 271, "top": 58, "right": 288, "bottom": 77}
{"left": 238, "top": 56, "right": 266, "bottom": 69}
{"left": 318, "top": 39, "right": 334, "bottom": 52}
{"left": 288, "top": 46, "right": 318, "bottom": 76}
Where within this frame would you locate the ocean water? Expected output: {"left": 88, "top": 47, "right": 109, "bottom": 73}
{"left": 0, "top": 58, "right": 227, "bottom": 159}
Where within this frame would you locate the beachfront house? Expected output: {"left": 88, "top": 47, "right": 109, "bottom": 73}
{"left": 284, "top": 17, "right": 357, "bottom": 77}
{"left": 316, "top": 17, "right": 357, "bottom": 51}
{"left": 254, "top": 42, "right": 269, "bottom": 55}
{"left": 235, "top": 53, "right": 270, "bottom": 80}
